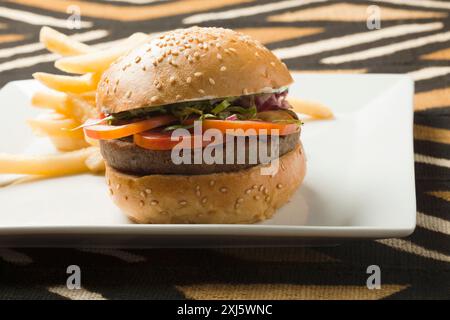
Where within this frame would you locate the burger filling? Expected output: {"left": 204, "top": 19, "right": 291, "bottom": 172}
{"left": 84, "top": 89, "right": 302, "bottom": 175}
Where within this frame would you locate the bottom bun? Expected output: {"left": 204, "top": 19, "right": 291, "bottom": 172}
{"left": 105, "top": 143, "right": 306, "bottom": 224}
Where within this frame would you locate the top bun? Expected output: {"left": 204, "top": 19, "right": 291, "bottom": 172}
{"left": 97, "top": 27, "right": 293, "bottom": 114}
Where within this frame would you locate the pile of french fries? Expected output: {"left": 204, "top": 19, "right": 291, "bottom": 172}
{"left": 0, "top": 27, "right": 150, "bottom": 177}
{"left": 0, "top": 27, "right": 333, "bottom": 179}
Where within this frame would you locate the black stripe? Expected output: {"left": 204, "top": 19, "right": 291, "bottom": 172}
{"left": 415, "top": 108, "right": 450, "bottom": 129}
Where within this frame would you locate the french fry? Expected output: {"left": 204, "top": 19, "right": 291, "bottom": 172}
{"left": 40, "top": 26, "right": 92, "bottom": 56}
{"left": 120, "top": 32, "right": 150, "bottom": 46}
{"left": 85, "top": 148, "right": 105, "bottom": 173}
{"left": 66, "top": 94, "right": 97, "bottom": 122}
{"left": 31, "top": 91, "right": 68, "bottom": 113}
{"left": 288, "top": 98, "right": 334, "bottom": 119}
{"left": 0, "top": 147, "right": 100, "bottom": 176}
{"left": 33, "top": 72, "right": 100, "bottom": 94}
{"left": 55, "top": 32, "right": 150, "bottom": 74}
{"left": 8, "top": 30, "right": 154, "bottom": 178}
{"left": 31, "top": 91, "right": 96, "bottom": 123}
{"left": 27, "top": 113, "right": 83, "bottom": 138}
{"left": 78, "top": 91, "right": 96, "bottom": 105}
{"left": 50, "top": 135, "right": 90, "bottom": 151}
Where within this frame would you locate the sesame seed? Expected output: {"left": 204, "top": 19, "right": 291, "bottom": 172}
{"left": 188, "top": 56, "right": 194, "bottom": 63}
{"left": 198, "top": 89, "right": 205, "bottom": 94}
{"left": 172, "top": 50, "right": 179, "bottom": 56}
{"left": 139, "top": 200, "right": 144, "bottom": 207}
{"left": 229, "top": 47, "right": 237, "bottom": 53}
{"left": 252, "top": 185, "right": 258, "bottom": 189}
{"left": 116, "top": 184, "right": 121, "bottom": 190}
{"left": 155, "top": 82, "right": 162, "bottom": 90}
{"left": 140, "top": 191, "right": 146, "bottom": 198}
{"left": 237, "top": 198, "right": 244, "bottom": 204}
{"left": 186, "top": 77, "right": 192, "bottom": 84}
{"left": 196, "top": 185, "right": 200, "bottom": 190}
{"left": 179, "top": 200, "right": 187, "bottom": 206}
{"left": 217, "top": 53, "right": 222, "bottom": 61}
{"left": 194, "top": 72, "right": 203, "bottom": 77}
{"left": 157, "top": 56, "right": 163, "bottom": 62}
{"left": 194, "top": 52, "right": 200, "bottom": 59}
{"left": 270, "top": 62, "right": 276, "bottom": 67}
{"left": 209, "top": 78, "right": 215, "bottom": 85}
{"left": 220, "top": 66, "right": 227, "bottom": 72}
{"left": 176, "top": 94, "right": 182, "bottom": 100}
{"left": 245, "top": 189, "right": 252, "bottom": 194}
{"left": 169, "top": 76, "right": 176, "bottom": 84}
{"left": 220, "top": 187, "right": 228, "bottom": 193}
{"left": 160, "top": 211, "right": 168, "bottom": 215}
{"left": 277, "top": 183, "right": 283, "bottom": 189}
{"left": 150, "top": 96, "right": 158, "bottom": 102}
{"left": 209, "top": 180, "right": 215, "bottom": 186}
{"left": 255, "top": 52, "right": 260, "bottom": 58}
{"left": 243, "top": 88, "right": 249, "bottom": 95}
{"left": 259, "top": 185, "right": 264, "bottom": 192}
{"left": 150, "top": 200, "right": 158, "bottom": 206}
{"left": 170, "top": 59, "right": 177, "bottom": 66}
{"left": 265, "top": 195, "right": 271, "bottom": 202}
{"left": 145, "top": 188, "right": 152, "bottom": 194}
{"left": 135, "top": 56, "right": 141, "bottom": 63}
{"left": 201, "top": 197, "right": 208, "bottom": 204}
{"left": 254, "top": 195, "right": 260, "bottom": 200}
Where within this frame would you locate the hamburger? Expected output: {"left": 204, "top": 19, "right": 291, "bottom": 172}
{"left": 85, "top": 27, "right": 306, "bottom": 224}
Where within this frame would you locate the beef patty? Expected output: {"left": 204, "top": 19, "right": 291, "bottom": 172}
{"left": 100, "top": 132, "right": 300, "bottom": 175}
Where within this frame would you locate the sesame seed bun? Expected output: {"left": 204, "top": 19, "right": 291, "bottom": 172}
{"left": 105, "top": 143, "right": 306, "bottom": 224}
{"left": 97, "top": 27, "right": 293, "bottom": 114}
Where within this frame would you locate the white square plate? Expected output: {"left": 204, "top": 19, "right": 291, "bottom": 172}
{"left": 0, "top": 74, "right": 416, "bottom": 247}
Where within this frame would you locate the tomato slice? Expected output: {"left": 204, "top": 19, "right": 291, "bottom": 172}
{"left": 134, "top": 119, "right": 299, "bottom": 150}
{"left": 83, "top": 115, "right": 176, "bottom": 140}
{"left": 134, "top": 129, "right": 221, "bottom": 151}
{"left": 201, "top": 119, "right": 299, "bottom": 136}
